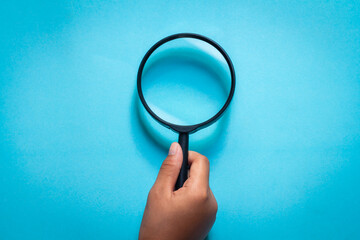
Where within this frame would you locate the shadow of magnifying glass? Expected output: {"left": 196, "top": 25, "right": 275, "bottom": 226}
{"left": 131, "top": 42, "right": 233, "bottom": 168}
{"left": 132, "top": 92, "right": 231, "bottom": 168}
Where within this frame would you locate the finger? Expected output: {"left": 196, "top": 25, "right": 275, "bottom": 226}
{"left": 188, "top": 151, "right": 210, "bottom": 188}
{"left": 153, "top": 142, "right": 183, "bottom": 192}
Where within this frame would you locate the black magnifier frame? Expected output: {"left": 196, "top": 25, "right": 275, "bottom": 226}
{"left": 137, "top": 33, "right": 236, "bottom": 189}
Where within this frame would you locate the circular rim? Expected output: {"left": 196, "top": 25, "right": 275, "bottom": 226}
{"left": 137, "top": 33, "right": 236, "bottom": 134}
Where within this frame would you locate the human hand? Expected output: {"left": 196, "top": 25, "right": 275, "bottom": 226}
{"left": 139, "top": 142, "right": 218, "bottom": 240}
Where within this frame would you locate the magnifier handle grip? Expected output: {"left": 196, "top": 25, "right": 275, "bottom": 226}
{"left": 175, "top": 133, "right": 189, "bottom": 190}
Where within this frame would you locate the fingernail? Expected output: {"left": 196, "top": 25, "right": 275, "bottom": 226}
{"left": 168, "top": 143, "right": 178, "bottom": 156}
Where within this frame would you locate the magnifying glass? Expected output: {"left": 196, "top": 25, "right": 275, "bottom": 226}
{"left": 137, "top": 33, "right": 235, "bottom": 190}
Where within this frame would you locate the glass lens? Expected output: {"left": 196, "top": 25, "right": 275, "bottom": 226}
{"left": 141, "top": 37, "right": 231, "bottom": 126}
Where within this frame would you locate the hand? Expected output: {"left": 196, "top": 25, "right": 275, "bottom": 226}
{"left": 139, "top": 142, "right": 218, "bottom": 240}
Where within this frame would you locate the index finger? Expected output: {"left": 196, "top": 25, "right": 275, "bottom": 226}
{"left": 188, "top": 151, "right": 210, "bottom": 188}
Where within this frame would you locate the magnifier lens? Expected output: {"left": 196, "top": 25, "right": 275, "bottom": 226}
{"left": 141, "top": 38, "right": 231, "bottom": 126}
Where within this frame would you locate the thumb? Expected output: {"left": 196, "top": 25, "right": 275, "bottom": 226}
{"left": 153, "top": 142, "right": 183, "bottom": 192}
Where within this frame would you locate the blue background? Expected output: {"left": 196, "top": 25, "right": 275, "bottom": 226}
{"left": 1, "top": 1, "right": 360, "bottom": 239}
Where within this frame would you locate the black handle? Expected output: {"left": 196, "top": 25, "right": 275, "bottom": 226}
{"left": 175, "top": 132, "right": 189, "bottom": 190}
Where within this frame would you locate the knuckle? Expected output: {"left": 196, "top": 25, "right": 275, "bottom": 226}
{"left": 198, "top": 155, "right": 209, "bottom": 166}
{"left": 211, "top": 198, "right": 218, "bottom": 214}
{"left": 148, "top": 186, "right": 161, "bottom": 200}
{"left": 194, "top": 189, "right": 209, "bottom": 202}
{"left": 193, "top": 188, "right": 218, "bottom": 214}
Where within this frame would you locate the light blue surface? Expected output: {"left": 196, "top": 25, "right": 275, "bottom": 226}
{"left": 1, "top": 1, "right": 360, "bottom": 239}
